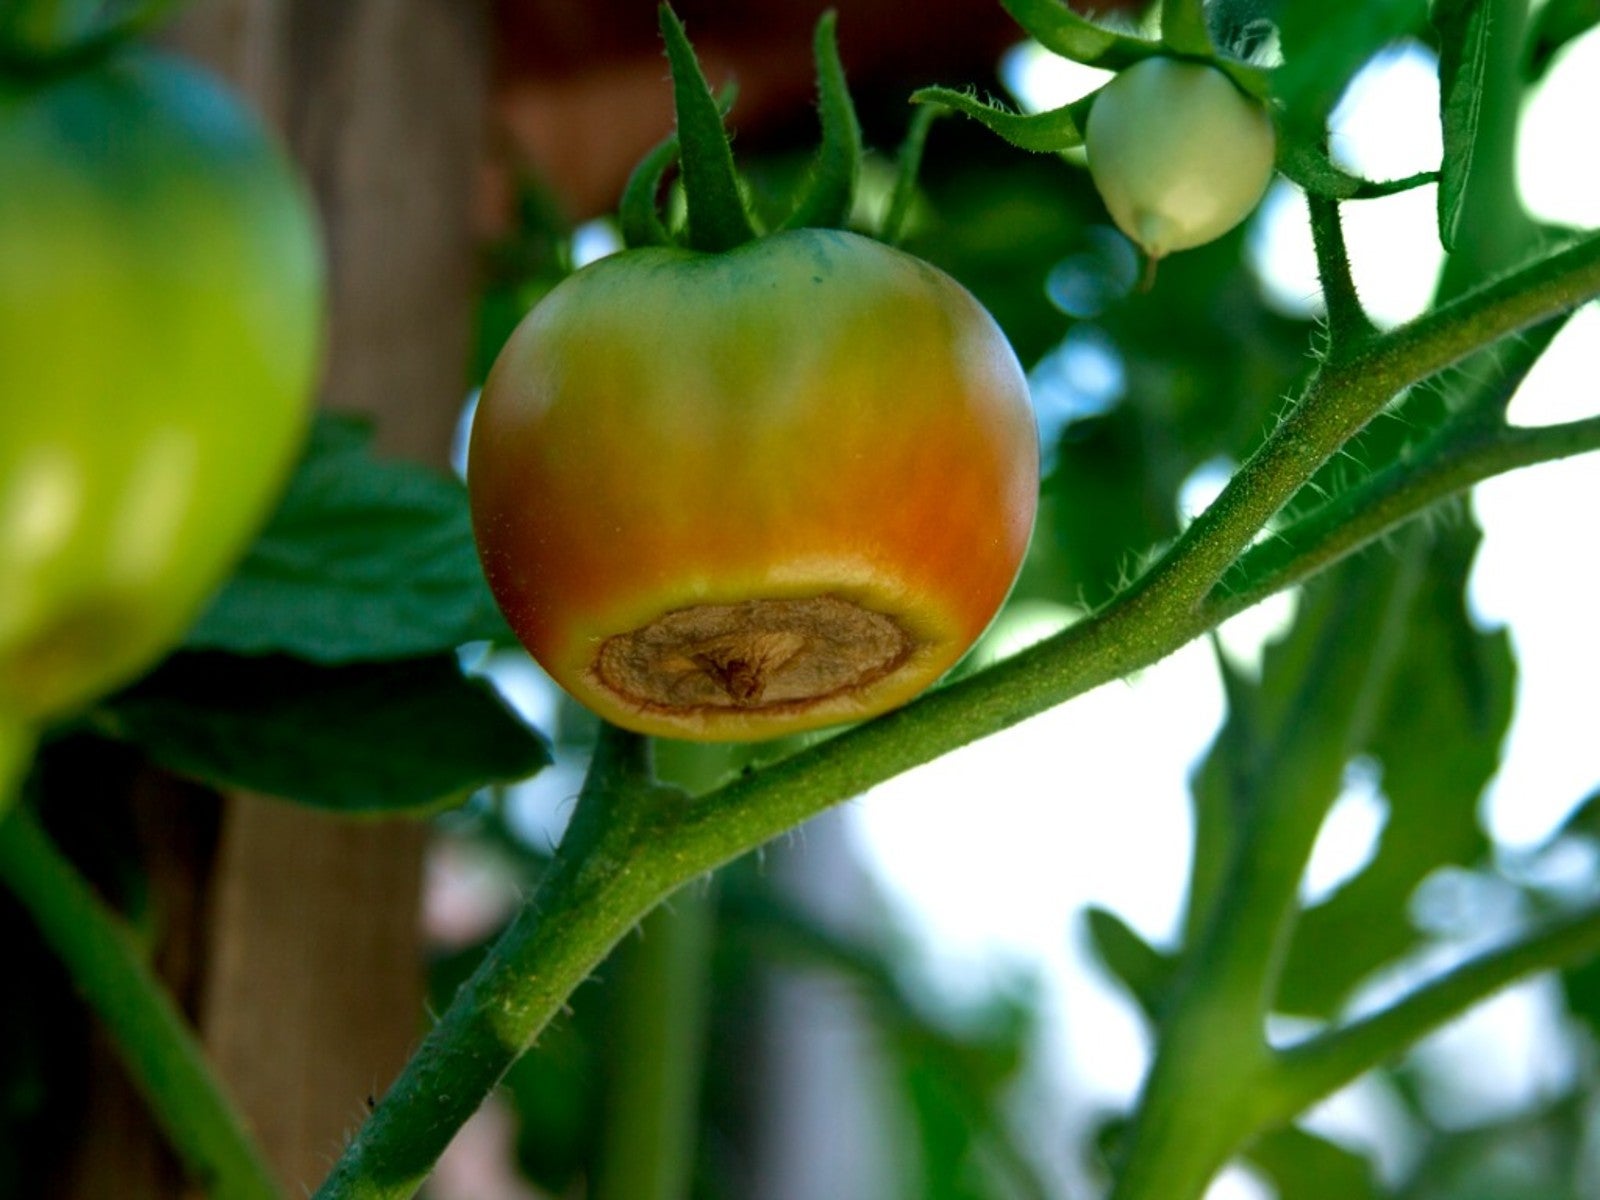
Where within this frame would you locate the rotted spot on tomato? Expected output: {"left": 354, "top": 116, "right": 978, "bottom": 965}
{"left": 593, "top": 595, "right": 917, "bottom": 712}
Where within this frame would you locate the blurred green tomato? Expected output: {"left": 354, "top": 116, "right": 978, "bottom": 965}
{"left": 0, "top": 49, "right": 324, "bottom": 722}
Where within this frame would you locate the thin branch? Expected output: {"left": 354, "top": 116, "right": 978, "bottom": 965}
{"left": 1271, "top": 903, "right": 1600, "bottom": 1114}
{"left": 312, "top": 223, "right": 1600, "bottom": 1200}
{"left": 1210, "top": 412, "right": 1600, "bottom": 620}
{"left": 312, "top": 725, "right": 678, "bottom": 1200}
{"left": 1132, "top": 227, "right": 1600, "bottom": 612}
{"left": 1306, "top": 192, "right": 1375, "bottom": 350}
{"left": 0, "top": 807, "right": 280, "bottom": 1200}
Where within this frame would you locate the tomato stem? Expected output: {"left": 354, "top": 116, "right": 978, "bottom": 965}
{"left": 311, "top": 222, "right": 1600, "bottom": 1200}
{"left": 1305, "top": 191, "right": 1375, "bottom": 351}
{"left": 658, "top": 5, "right": 758, "bottom": 253}
{"left": 0, "top": 805, "right": 281, "bottom": 1200}
{"left": 1108, "top": 547, "right": 1423, "bottom": 1200}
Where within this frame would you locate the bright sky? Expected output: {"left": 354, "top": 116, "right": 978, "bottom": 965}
{"left": 847, "top": 31, "right": 1600, "bottom": 1198}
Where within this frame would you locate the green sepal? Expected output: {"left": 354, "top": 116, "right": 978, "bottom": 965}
{"left": 619, "top": 133, "right": 680, "bottom": 249}
{"left": 619, "top": 82, "right": 740, "bottom": 250}
{"left": 1277, "top": 137, "right": 1440, "bottom": 200}
{"left": 658, "top": 4, "right": 757, "bottom": 253}
{"left": 910, "top": 85, "right": 1091, "bottom": 153}
{"left": 779, "top": 11, "right": 863, "bottom": 232}
{"left": 881, "top": 103, "right": 940, "bottom": 246}
{"left": 1000, "top": 0, "right": 1156, "bottom": 69}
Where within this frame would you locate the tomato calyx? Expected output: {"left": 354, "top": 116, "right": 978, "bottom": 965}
{"left": 594, "top": 595, "right": 918, "bottom": 714}
{"left": 624, "top": 5, "right": 863, "bottom": 253}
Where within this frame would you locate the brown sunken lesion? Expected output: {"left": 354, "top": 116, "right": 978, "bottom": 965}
{"left": 593, "top": 595, "right": 918, "bottom": 715}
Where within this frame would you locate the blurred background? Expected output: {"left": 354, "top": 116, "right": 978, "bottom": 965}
{"left": 6, "top": 1, "right": 1600, "bottom": 1198}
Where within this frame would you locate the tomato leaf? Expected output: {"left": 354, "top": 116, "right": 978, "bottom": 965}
{"left": 1433, "top": 0, "right": 1492, "bottom": 252}
{"left": 1247, "top": 1126, "right": 1384, "bottom": 1199}
{"left": 185, "top": 414, "right": 513, "bottom": 664}
{"left": 1083, "top": 906, "right": 1174, "bottom": 1022}
{"left": 1000, "top": 0, "right": 1156, "bottom": 69}
{"left": 1272, "top": 0, "right": 1428, "bottom": 145}
{"left": 1275, "top": 526, "right": 1509, "bottom": 1017}
{"left": 91, "top": 652, "right": 549, "bottom": 815}
{"left": 911, "top": 86, "right": 1089, "bottom": 153}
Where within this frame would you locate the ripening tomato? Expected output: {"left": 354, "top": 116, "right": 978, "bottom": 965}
{"left": 0, "top": 49, "right": 324, "bottom": 723}
{"left": 469, "top": 228, "right": 1038, "bottom": 742}
{"left": 1085, "top": 57, "right": 1276, "bottom": 259}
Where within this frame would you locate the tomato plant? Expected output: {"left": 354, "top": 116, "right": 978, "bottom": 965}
{"left": 1084, "top": 56, "right": 1277, "bottom": 259}
{"left": 470, "top": 228, "right": 1037, "bottom": 742}
{"left": 12, "top": 4, "right": 1600, "bottom": 1200}
{"left": 0, "top": 46, "right": 323, "bottom": 726}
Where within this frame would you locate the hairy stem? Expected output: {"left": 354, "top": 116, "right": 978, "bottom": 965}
{"left": 0, "top": 806, "right": 280, "bottom": 1200}
{"left": 1306, "top": 191, "right": 1375, "bottom": 348}
{"left": 312, "top": 225, "right": 1600, "bottom": 1200}
{"left": 1108, "top": 548, "right": 1423, "bottom": 1200}
{"left": 313, "top": 727, "right": 699, "bottom": 1200}
{"left": 1211, "top": 412, "right": 1600, "bottom": 620}
{"left": 593, "top": 888, "right": 716, "bottom": 1200}
{"left": 1273, "top": 902, "right": 1600, "bottom": 1114}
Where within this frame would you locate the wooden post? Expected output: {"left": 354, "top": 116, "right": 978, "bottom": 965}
{"left": 166, "top": 2, "right": 486, "bottom": 1193}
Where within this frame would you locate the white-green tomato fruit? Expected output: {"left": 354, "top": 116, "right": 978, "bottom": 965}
{"left": 1084, "top": 57, "right": 1276, "bottom": 259}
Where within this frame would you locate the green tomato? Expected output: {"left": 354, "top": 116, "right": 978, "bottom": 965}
{"left": 0, "top": 49, "right": 324, "bottom": 722}
{"left": 470, "top": 228, "right": 1039, "bottom": 742}
{"left": 1085, "top": 57, "right": 1276, "bottom": 259}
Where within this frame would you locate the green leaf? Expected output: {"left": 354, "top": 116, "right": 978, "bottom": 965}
{"left": 1433, "top": 0, "right": 1493, "bottom": 252}
{"left": 1084, "top": 906, "right": 1175, "bottom": 1021}
{"left": 1001, "top": 0, "right": 1157, "bottom": 68}
{"left": 1276, "top": 526, "right": 1510, "bottom": 1017}
{"left": 911, "top": 86, "right": 1089, "bottom": 153}
{"left": 91, "top": 652, "right": 550, "bottom": 815}
{"left": 1524, "top": 0, "right": 1600, "bottom": 81}
{"left": 1272, "top": 0, "right": 1428, "bottom": 144}
{"left": 1248, "top": 1126, "right": 1383, "bottom": 1200}
{"left": 185, "top": 414, "right": 513, "bottom": 664}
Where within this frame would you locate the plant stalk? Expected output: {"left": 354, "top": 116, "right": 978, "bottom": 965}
{"left": 312, "top": 223, "right": 1600, "bottom": 1200}
{"left": 0, "top": 805, "right": 280, "bottom": 1200}
{"left": 1108, "top": 547, "right": 1423, "bottom": 1200}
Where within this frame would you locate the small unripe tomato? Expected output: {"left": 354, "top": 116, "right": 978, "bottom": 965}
{"left": 1084, "top": 57, "right": 1276, "bottom": 259}
{"left": 469, "top": 228, "right": 1038, "bottom": 742}
{"left": 0, "top": 50, "right": 323, "bottom": 721}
